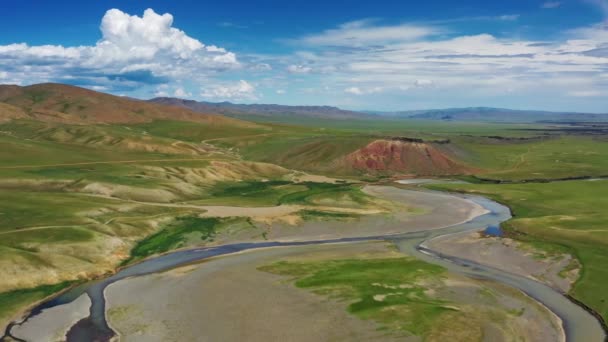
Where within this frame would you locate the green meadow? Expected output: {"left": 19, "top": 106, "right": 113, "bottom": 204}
{"left": 259, "top": 257, "right": 449, "bottom": 336}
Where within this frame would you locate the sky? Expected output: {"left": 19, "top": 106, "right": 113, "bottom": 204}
{"left": 0, "top": 0, "right": 607, "bottom": 112}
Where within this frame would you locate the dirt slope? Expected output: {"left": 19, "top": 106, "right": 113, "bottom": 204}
{"left": 0, "top": 102, "right": 27, "bottom": 122}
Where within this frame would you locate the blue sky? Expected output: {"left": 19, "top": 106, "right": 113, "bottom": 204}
{"left": 1, "top": 0, "right": 607, "bottom": 112}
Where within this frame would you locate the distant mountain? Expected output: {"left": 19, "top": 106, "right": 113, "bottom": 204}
{"left": 152, "top": 97, "right": 608, "bottom": 124}
{"left": 0, "top": 83, "right": 255, "bottom": 127}
{"left": 370, "top": 107, "right": 608, "bottom": 123}
{"left": 3, "top": 84, "right": 605, "bottom": 125}
{"left": 148, "top": 97, "right": 376, "bottom": 120}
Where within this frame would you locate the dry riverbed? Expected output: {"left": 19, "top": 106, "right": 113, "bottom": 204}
{"left": 204, "top": 185, "right": 488, "bottom": 245}
{"left": 105, "top": 242, "right": 563, "bottom": 342}
{"left": 425, "top": 231, "right": 579, "bottom": 293}
{"left": 10, "top": 294, "right": 90, "bottom": 342}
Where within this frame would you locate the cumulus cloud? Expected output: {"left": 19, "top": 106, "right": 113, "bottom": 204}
{"left": 0, "top": 8, "right": 239, "bottom": 92}
{"left": 200, "top": 80, "right": 258, "bottom": 101}
{"left": 276, "top": 89, "right": 286, "bottom": 94}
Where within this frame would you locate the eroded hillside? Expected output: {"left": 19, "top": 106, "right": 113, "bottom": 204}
{"left": 340, "top": 139, "right": 474, "bottom": 175}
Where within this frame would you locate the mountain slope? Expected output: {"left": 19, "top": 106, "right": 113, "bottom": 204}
{"left": 0, "top": 83, "right": 257, "bottom": 127}
{"left": 148, "top": 97, "right": 375, "bottom": 120}
{"left": 0, "top": 102, "right": 27, "bottom": 122}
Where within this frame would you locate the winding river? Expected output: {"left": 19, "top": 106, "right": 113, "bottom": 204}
{"left": 2, "top": 186, "right": 606, "bottom": 342}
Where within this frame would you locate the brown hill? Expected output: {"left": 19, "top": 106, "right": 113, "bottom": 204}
{"left": 0, "top": 83, "right": 256, "bottom": 127}
{"left": 0, "top": 102, "right": 27, "bottom": 122}
{"left": 340, "top": 139, "right": 473, "bottom": 176}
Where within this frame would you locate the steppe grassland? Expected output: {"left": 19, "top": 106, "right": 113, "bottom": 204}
{"left": 2, "top": 115, "right": 608, "bottom": 331}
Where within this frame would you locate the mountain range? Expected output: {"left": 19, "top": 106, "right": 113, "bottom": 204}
{"left": 0, "top": 83, "right": 606, "bottom": 124}
{"left": 148, "top": 97, "right": 370, "bottom": 120}
{"left": 150, "top": 96, "right": 608, "bottom": 123}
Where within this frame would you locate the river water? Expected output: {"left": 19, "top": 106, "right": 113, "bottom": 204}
{"left": 3, "top": 187, "right": 605, "bottom": 342}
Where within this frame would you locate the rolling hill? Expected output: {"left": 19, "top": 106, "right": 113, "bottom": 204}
{"left": 0, "top": 83, "right": 257, "bottom": 127}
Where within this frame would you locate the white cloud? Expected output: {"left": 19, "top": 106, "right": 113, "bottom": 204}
{"left": 413, "top": 79, "right": 434, "bottom": 87}
{"left": 344, "top": 86, "right": 383, "bottom": 95}
{"left": 299, "top": 20, "right": 437, "bottom": 47}
{"left": 251, "top": 63, "right": 272, "bottom": 71}
{"left": 154, "top": 90, "right": 169, "bottom": 97}
{"left": 174, "top": 87, "right": 192, "bottom": 98}
{"left": 344, "top": 87, "right": 363, "bottom": 95}
{"left": 0, "top": 8, "right": 239, "bottom": 91}
{"left": 276, "top": 18, "right": 608, "bottom": 106}
{"left": 276, "top": 89, "right": 286, "bottom": 94}
{"left": 497, "top": 14, "right": 520, "bottom": 21}
{"left": 98, "top": 9, "right": 203, "bottom": 60}
{"left": 200, "top": 80, "right": 258, "bottom": 101}
{"left": 568, "top": 90, "right": 604, "bottom": 97}
{"left": 218, "top": 22, "right": 248, "bottom": 29}
{"left": 542, "top": 1, "right": 562, "bottom": 9}
{"left": 287, "top": 64, "right": 313, "bottom": 74}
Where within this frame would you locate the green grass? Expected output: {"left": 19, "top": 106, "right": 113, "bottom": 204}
{"left": 0, "top": 227, "right": 94, "bottom": 248}
{"left": 0, "top": 191, "right": 116, "bottom": 230}
{"left": 259, "top": 257, "right": 448, "bottom": 336}
{"left": 0, "top": 281, "right": 75, "bottom": 324}
{"left": 188, "top": 180, "right": 371, "bottom": 208}
{"left": 0, "top": 123, "right": 194, "bottom": 169}
{"left": 197, "top": 180, "right": 305, "bottom": 206}
{"left": 125, "top": 216, "right": 222, "bottom": 263}
{"left": 225, "top": 115, "right": 543, "bottom": 137}
{"left": 298, "top": 209, "right": 359, "bottom": 221}
{"left": 428, "top": 180, "right": 608, "bottom": 322}
{"left": 239, "top": 135, "right": 373, "bottom": 175}
{"left": 130, "top": 120, "right": 271, "bottom": 142}
{"left": 456, "top": 136, "right": 608, "bottom": 181}
{"left": 125, "top": 216, "right": 257, "bottom": 264}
